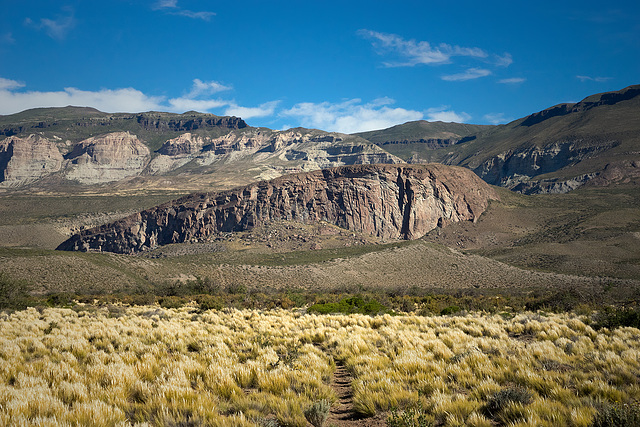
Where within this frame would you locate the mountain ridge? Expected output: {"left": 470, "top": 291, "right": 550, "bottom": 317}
{"left": 1, "top": 84, "right": 639, "bottom": 194}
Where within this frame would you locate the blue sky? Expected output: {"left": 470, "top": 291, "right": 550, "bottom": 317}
{"left": 0, "top": 0, "right": 638, "bottom": 133}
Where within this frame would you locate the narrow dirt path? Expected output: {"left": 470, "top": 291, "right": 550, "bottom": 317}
{"left": 325, "top": 362, "right": 388, "bottom": 427}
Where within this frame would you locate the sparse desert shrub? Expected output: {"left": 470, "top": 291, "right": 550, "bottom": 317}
{"left": 591, "top": 402, "right": 640, "bottom": 427}
{"left": 304, "top": 399, "right": 331, "bottom": 427}
{"left": 484, "top": 386, "right": 533, "bottom": 420}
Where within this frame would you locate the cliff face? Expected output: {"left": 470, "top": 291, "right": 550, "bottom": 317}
{"left": 64, "top": 132, "right": 151, "bottom": 184}
{"left": 0, "top": 135, "right": 64, "bottom": 187}
{"left": 57, "top": 164, "right": 498, "bottom": 253}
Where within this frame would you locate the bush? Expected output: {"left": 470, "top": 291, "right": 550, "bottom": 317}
{"left": 484, "top": 387, "right": 533, "bottom": 419}
{"left": 592, "top": 402, "right": 640, "bottom": 427}
{"left": 308, "top": 296, "right": 390, "bottom": 315}
{"left": 158, "top": 296, "right": 187, "bottom": 309}
{"left": 304, "top": 399, "right": 331, "bottom": 427}
{"left": 593, "top": 306, "right": 640, "bottom": 330}
{"left": 440, "top": 305, "right": 461, "bottom": 316}
{"left": 0, "top": 272, "right": 33, "bottom": 310}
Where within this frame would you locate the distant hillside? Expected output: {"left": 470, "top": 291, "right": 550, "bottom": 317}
{"left": 0, "top": 108, "right": 400, "bottom": 191}
{"left": 362, "top": 85, "right": 640, "bottom": 194}
{"left": 354, "top": 120, "right": 491, "bottom": 146}
{"left": 1, "top": 85, "right": 639, "bottom": 194}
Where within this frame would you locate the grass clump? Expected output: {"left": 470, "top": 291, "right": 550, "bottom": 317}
{"left": 387, "top": 404, "right": 434, "bottom": 427}
{"left": 304, "top": 399, "right": 331, "bottom": 427}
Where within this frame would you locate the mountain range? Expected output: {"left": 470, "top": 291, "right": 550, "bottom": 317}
{"left": 1, "top": 84, "right": 639, "bottom": 194}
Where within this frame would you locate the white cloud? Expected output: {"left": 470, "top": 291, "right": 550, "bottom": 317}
{"left": 25, "top": 8, "right": 76, "bottom": 40}
{"left": 0, "top": 77, "right": 24, "bottom": 91}
{"left": 426, "top": 107, "right": 471, "bottom": 123}
{"left": 154, "top": 0, "right": 178, "bottom": 9}
{"left": 0, "top": 86, "right": 164, "bottom": 115}
{"left": 225, "top": 101, "right": 279, "bottom": 119}
{"left": 494, "top": 53, "right": 513, "bottom": 67}
{"left": 498, "top": 77, "right": 526, "bottom": 84}
{"left": 358, "top": 29, "right": 488, "bottom": 67}
{"left": 187, "top": 79, "right": 232, "bottom": 97}
{"left": 483, "top": 113, "right": 512, "bottom": 125}
{"left": 441, "top": 68, "right": 491, "bottom": 81}
{"left": 576, "top": 75, "right": 612, "bottom": 82}
{"left": 153, "top": 1, "right": 215, "bottom": 20}
{"left": 0, "top": 77, "right": 279, "bottom": 121}
{"left": 281, "top": 98, "right": 423, "bottom": 133}
{"left": 166, "top": 98, "right": 229, "bottom": 112}
{"left": 174, "top": 10, "right": 215, "bottom": 20}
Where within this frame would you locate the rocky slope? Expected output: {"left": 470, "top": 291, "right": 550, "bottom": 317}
{"left": 57, "top": 164, "right": 498, "bottom": 253}
{"left": 444, "top": 85, "right": 640, "bottom": 193}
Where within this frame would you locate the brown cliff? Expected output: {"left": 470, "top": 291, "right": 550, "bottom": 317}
{"left": 57, "top": 164, "right": 498, "bottom": 253}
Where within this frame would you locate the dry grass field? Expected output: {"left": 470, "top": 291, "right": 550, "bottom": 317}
{"left": 1, "top": 305, "right": 639, "bottom": 426}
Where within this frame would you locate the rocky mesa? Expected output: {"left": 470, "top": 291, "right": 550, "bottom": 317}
{"left": 57, "top": 163, "right": 498, "bottom": 253}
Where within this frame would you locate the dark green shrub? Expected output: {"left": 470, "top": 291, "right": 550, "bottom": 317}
{"left": 195, "top": 295, "right": 222, "bottom": 311}
{"left": 484, "top": 387, "right": 533, "bottom": 419}
{"left": 440, "top": 305, "right": 461, "bottom": 316}
{"left": 592, "top": 402, "right": 640, "bottom": 427}
{"left": 158, "top": 296, "right": 187, "bottom": 309}
{"left": 593, "top": 306, "right": 640, "bottom": 330}
{"left": 0, "top": 272, "right": 33, "bottom": 310}
{"left": 308, "top": 296, "right": 390, "bottom": 315}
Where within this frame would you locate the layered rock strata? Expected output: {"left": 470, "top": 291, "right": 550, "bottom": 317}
{"left": 57, "top": 164, "right": 498, "bottom": 253}
{"left": 64, "top": 132, "right": 151, "bottom": 184}
{"left": 0, "top": 135, "right": 63, "bottom": 187}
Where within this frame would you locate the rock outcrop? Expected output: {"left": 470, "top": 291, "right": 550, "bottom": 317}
{"left": 57, "top": 164, "right": 498, "bottom": 253}
{"left": 0, "top": 135, "right": 63, "bottom": 187}
{"left": 64, "top": 132, "right": 150, "bottom": 184}
{"left": 473, "top": 140, "right": 620, "bottom": 191}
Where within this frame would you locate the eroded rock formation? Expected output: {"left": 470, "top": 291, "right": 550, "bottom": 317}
{"left": 57, "top": 164, "right": 498, "bottom": 253}
{"left": 0, "top": 134, "right": 63, "bottom": 187}
{"left": 64, "top": 132, "right": 151, "bottom": 184}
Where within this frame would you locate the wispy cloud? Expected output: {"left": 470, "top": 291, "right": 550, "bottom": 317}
{"left": 187, "top": 79, "right": 232, "bottom": 97}
{"left": 25, "top": 8, "right": 76, "bottom": 40}
{"left": 483, "top": 113, "right": 513, "bottom": 125}
{"left": 0, "top": 77, "right": 275, "bottom": 119}
{"left": 0, "top": 77, "right": 25, "bottom": 91}
{"left": 494, "top": 53, "right": 513, "bottom": 67}
{"left": 281, "top": 98, "right": 423, "bottom": 133}
{"left": 225, "top": 101, "right": 280, "bottom": 119}
{"left": 1, "top": 33, "right": 15, "bottom": 44}
{"left": 358, "top": 29, "right": 487, "bottom": 67}
{"left": 153, "top": 0, "right": 215, "bottom": 21}
{"left": 441, "top": 68, "right": 491, "bottom": 81}
{"left": 426, "top": 107, "right": 471, "bottom": 123}
{"left": 498, "top": 77, "right": 526, "bottom": 84}
{"left": 576, "top": 75, "right": 612, "bottom": 82}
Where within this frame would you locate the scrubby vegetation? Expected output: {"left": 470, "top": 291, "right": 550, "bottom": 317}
{"left": 0, "top": 304, "right": 639, "bottom": 426}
